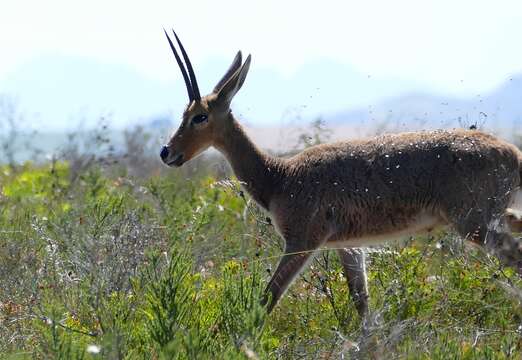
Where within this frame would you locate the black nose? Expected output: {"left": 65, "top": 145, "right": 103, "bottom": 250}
{"left": 160, "top": 146, "right": 169, "bottom": 161}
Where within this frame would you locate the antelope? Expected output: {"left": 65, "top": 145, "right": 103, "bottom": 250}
{"left": 159, "top": 29, "right": 522, "bottom": 320}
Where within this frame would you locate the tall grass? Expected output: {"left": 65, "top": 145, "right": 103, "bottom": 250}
{"left": 1, "top": 122, "right": 522, "bottom": 358}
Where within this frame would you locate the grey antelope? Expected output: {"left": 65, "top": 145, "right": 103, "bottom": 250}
{"left": 159, "top": 29, "right": 522, "bottom": 319}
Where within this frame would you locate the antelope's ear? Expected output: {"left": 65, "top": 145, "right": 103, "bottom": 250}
{"left": 215, "top": 54, "right": 251, "bottom": 108}
{"left": 213, "top": 51, "right": 242, "bottom": 93}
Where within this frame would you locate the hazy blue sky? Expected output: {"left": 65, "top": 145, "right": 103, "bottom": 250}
{"left": 2, "top": 0, "right": 522, "bottom": 130}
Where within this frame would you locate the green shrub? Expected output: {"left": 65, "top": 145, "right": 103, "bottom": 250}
{"left": 3, "top": 162, "right": 522, "bottom": 359}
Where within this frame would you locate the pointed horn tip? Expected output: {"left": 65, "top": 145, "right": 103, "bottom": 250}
{"left": 163, "top": 27, "right": 195, "bottom": 102}
{"left": 171, "top": 28, "right": 201, "bottom": 101}
{"left": 163, "top": 28, "right": 174, "bottom": 44}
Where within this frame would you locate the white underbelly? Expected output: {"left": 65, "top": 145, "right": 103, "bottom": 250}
{"left": 325, "top": 213, "right": 445, "bottom": 248}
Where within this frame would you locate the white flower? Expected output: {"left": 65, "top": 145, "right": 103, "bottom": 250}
{"left": 86, "top": 345, "right": 101, "bottom": 354}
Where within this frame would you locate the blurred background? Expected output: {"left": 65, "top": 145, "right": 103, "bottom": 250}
{"left": 5, "top": 2, "right": 522, "bottom": 357}
{"left": 2, "top": 0, "right": 522, "bottom": 162}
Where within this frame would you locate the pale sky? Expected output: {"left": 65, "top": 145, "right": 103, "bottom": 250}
{"left": 1, "top": 0, "right": 522, "bottom": 129}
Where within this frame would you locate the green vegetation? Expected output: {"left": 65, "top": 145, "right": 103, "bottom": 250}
{"left": 2, "top": 153, "right": 522, "bottom": 359}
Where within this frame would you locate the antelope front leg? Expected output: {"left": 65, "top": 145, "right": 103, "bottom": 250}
{"left": 262, "top": 248, "right": 314, "bottom": 313}
{"left": 337, "top": 248, "right": 369, "bottom": 319}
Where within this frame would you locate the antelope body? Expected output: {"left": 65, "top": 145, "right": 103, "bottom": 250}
{"left": 160, "top": 30, "right": 522, "bottom": 319}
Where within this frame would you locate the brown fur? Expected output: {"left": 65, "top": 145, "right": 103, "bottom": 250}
{"left": 162, "top": 49, "right": 522, "bottom": 320}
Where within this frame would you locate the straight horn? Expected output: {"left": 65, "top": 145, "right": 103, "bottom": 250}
{"left": 164, "top": 28, "right": 195, "bottom": 101}
{"left": 172, "top": 29, "right": 201, "bottom": 101}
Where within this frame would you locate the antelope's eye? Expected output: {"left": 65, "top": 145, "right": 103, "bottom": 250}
{"left": 192, "top": 114, "right": 208, "bottom": 124}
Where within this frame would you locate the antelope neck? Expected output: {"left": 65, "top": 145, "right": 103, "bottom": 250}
{"left": 213, "top": 114, "right": 284, "bottom": 209}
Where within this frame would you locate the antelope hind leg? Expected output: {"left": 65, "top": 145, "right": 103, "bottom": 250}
{"left": 337, "top": 248, "right": 369, "bottom": 319}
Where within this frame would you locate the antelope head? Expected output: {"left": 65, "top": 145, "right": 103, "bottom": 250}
{"left": 160, "top": 29, "right": 251, "bottom": 167}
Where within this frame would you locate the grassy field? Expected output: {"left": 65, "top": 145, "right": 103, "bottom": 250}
{"left": 2, "top": 127, "right": 522, "bottom": 359}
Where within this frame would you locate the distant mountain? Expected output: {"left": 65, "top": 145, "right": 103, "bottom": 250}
{"left": 0, "top": 54, "right": 420, "bottom": 130}
{"left": 325, "top": 75, "right": 522, "bottom": 133}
